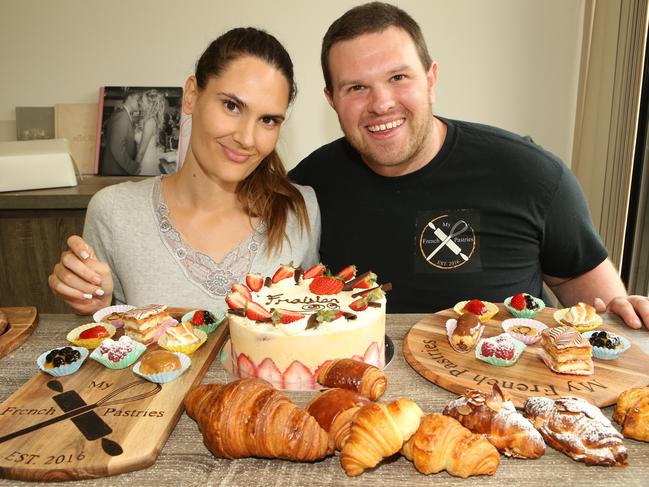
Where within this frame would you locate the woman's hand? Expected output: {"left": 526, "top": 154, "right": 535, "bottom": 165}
{"left": 48, "top": 235, "right": 114, "bottom": 315}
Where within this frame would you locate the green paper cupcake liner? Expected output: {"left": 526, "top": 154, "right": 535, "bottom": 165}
{"left": 90, "top": 341, "right": 146, "bottom": 369}
{"left": 503, "top": 295, "right": 545, "bottom": 318}
{"left": 475, "top": 336, "right": 526, "bottom": 367}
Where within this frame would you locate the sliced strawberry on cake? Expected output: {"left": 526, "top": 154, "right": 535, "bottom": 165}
{"left": 272, "top": 263, "right": 295, "bottom": 284}
{"left": 244, "top": 301, "right": 272, "bottom": 322}
{"left": 302, "top": 262, "right": 326, "bottom": 279}
{"left": 226, "top": 291, "right": 248, "bottom": 310}
{"left": 335, "top": 265, "right": 357, "bottom": 281}
{"left": 256, "top": 358, "right": 282, "bottom": 385}
{"left": 231, "top": 283, "right": 252, "bottom": 301}
{"left": 309, "top": 275, "right": 344, "bottom": 295}
{"left": 350, "top": 288, "right": 385, "bottom": 312}
{"left": 271, "top": 308, "right": 306, "bottom": 324}
{"left": 245, "top": 273, "right": 264, "bottom": 292}
{"left": 282, "top": 360, "right": 315, "bottom": 389}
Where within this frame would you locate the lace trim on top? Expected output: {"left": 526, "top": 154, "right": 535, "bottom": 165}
{"left": 152, "top": 177, "right": 266, "bottom": 297}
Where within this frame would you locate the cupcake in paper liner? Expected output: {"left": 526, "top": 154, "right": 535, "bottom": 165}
{"left": 37, "top": 346, "right": 88, "bottom": 377}
{"left": 503, "top": 293, "right": 545, "bottom": 319}
{"left": 501, "top": 318, "right": 548, "bottom": 345}
{"left": 475, "top": 333, "right": 526, "bottom": 367}
{"left": 67, "top": 323, "right": 116, "bottom": 349}
{"left": 157, "top": 323, "right": 207, "bottom": 355}
{"left": 90, "top": 336, "right": 146, "bottom": 369}
{"left": 180, "top": 309, "right": 225, "bottom": 335}
{"left": 582, "top": 330, "right": 630, "bottom": 360}
{"left": 453, "top": 299, "right": 499, "bottom": 322}
{"left": 133, "top": 351, "right": 191, "bottom": 384}
{"left": 93, "top": 304, "right": 135, "bottom": 329}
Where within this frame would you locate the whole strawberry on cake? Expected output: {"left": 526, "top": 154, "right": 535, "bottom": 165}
{"left": 226, "top": 263, "right": 389, "bottom": 390}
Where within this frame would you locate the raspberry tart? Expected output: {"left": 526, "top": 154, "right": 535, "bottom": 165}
{"left": 226, "top": 263, "right": 388, "bottom": 390}
{"left": 475, "top": 333, "right": 526, "bottom": 366}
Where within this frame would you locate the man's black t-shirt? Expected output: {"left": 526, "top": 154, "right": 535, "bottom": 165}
{"left": 289, "top": 118, "right": 608, "bottom": 313}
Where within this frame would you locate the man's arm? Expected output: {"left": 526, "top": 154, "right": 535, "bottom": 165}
{"left": 108, "top": 114, "right": 140, "bottom": 174}
{"left": 545, "top": 259, "right": 649, "bottom": 329}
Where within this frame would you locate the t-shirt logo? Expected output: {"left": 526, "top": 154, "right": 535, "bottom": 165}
{"left": 415, "top": 210, "right": 481, "bottom": 273}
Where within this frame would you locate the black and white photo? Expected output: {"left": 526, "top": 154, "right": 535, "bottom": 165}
{"left": 95, "top": 86, "right": 182, "bottom": 175}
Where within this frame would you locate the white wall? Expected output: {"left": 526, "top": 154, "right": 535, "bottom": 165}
{"left": 0, "top": 0, "right": 584, "bottom": 169}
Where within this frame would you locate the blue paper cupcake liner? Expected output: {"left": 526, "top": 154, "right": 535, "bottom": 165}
{"left": 132, "top": 352, "right": 191, "bottom": 383}
{"left": 37, "top": 346, "right": 89, "bottom": 377}
{"left": 582, "top": 331, "right": 630, "bottom": 360}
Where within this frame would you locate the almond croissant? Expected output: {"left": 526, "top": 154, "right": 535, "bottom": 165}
{"left": 317, "top": 358, "right": 387, "bottom": 400}
{"left": 340, "top": 398, "right": 423, "bottom": 476}
{"left": 402, "top": 413, "right": 500, "bottom": 477}
{"left": 306, "top": 388, "right": 372, "bottom": 450}
{"left": 613, "top": 386, "right": 649, "bottom": 442}
{"left": 443, "top": 384, "right": 545, "bottom": 459}
{"left": 523, "top": 396, "right": 628, "bottom": 466}
{"left": 184, "top": 378, "right": 334, "bottom": 461}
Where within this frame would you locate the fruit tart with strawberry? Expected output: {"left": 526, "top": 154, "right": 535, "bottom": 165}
{"left": 453, "top": 299, "right": 499, "bottom": 322}
{"left": 225, "top": 263, "right": 389, "bottom": 390}
{"left": 504, "top": 292, "right": 545, "bottom": 318}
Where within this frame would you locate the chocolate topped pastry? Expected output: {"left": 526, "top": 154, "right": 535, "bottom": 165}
{"left": 448, "top": 313, "right": 485, "bottom": 353}
{"left": 539, "top": 326, "right": 593, "bottom": 375}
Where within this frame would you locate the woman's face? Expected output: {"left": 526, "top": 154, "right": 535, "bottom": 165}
{"left": 184, "top": 55, "right": 290, "bottom": 187}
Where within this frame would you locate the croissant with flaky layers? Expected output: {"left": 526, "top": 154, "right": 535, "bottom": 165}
{"left": 443, "top": 384, "right": 545, "bottom": 459}
{"left": 317, "top": 358, "right": 387, "bottom": 400}
{"left": 613, "top": 386, "right": 649, "bottom": 442}
{"left": 184, "top": 378, "right": 334, "bottom": 461}
{"left": 523, "top": 396, "right": 628, "bottom": 466}
{"left": 306, "top": 388, "right": 372, "bottom": 450}
{"left": 340, "top": 398, "right": 423, "bottom": 476}
{"left": 402, "top": 413, "right": 500, "bottom": 478}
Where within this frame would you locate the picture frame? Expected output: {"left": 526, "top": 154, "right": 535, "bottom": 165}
{"left": 94, "top": 86, "right": 182, "bottom": 176}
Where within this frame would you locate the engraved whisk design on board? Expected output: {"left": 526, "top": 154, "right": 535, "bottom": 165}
{"left": 0, "top": 380, "right": 162, "bottom": 456}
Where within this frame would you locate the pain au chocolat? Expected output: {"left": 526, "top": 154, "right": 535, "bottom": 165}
{"left": 539, "top": 326, "right": 593, "bottom": 375}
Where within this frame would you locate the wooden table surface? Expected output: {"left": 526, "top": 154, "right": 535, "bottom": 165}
{"left": 1, "top": 313, "right": 648, "bottom": 486}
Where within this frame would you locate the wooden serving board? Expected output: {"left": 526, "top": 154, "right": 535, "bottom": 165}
{"left": 403, "top": 305, "right": 649, "bottom": 408}
{"left": 0, "top": 309, "right": 228, "bottom": 482}
{"left": 0, "top": 307, "right": 39, "bottom": 360}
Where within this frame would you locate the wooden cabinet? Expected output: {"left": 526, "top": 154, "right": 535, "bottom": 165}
{"left": 0, "top": 177, "right": 144, "bottom": 313}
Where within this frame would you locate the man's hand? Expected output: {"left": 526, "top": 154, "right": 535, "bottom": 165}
{"left": 48, "top": 235, "right": 113, "bottom": 315}
{"left": 594, "top": 295, "right": 649, "bottom": 330}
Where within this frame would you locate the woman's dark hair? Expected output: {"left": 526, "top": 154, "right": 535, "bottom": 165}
{"left": 194, "top": 28, "right": 308, "bottom": 256}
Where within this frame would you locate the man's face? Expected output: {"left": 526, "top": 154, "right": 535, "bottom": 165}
{"left": 326, "top": 26, "right": 438, "bottom": 176}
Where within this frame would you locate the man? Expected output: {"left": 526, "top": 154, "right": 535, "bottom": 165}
{"left": 100, "top": 90, "right": 141, "bottom": 175}
{"left": 289, "top": 2, "right": 649, "bottom": 328}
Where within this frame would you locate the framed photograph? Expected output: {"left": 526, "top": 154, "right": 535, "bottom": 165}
{"left": 16, "top": 107, "right": 55, "bottom": 141}
{"left": 94, "top": 86, "right": 182, "bottom": 176}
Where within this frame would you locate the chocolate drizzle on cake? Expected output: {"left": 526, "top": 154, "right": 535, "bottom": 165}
{"left": 306, "top": 314, "right": 319, "bottom": 330}
{"left": 294, "top": 267, "right": 303, "bottom": 284}
{"left": 343, "top": 271, "right": 371, "bottom": 291}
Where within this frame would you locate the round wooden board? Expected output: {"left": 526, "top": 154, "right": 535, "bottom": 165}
{"left": 403, "top": 304, "right": 649, "bottom": 408}
{"left": 0, "top": 307, "right": 39, "bottom": 360}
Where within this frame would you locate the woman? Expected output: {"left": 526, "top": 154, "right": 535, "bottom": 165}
{"left": 48, "top": 28, "right": 320, "bottom": 314}
{"left": 136, "top": 89, "right": 167, "bottom": 175}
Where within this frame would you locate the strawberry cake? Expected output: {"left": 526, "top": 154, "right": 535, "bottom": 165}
{"left": 226, "top": 263, "right": 387, "bottom": 390}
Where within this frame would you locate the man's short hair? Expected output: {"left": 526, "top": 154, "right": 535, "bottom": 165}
{"left": 321, "top": 2, "right": 433, "bottom": 92}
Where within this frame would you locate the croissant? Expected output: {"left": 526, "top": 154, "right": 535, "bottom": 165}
{"left": 340, "top": 398, "right": 423, "bottom": 476}
{"left": 443, "top": 384, "right": 544, "bottom": 459}
{"left": 305, "top": 388, "right": 372, "bottom": 450}
{"left": 317, "top": 358, "right": 387, "bottom": 400}
{"left": 613, "top": 386, "right": 649, "bottom": 442}
{"left": 523, "top": 396, "right": 628, "bottom": 466}
{"left": 401, "top": 413, "right": 500, "bottom": 477}
{"left": 184, "top": 378, "right": 333, "bottom": 461}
